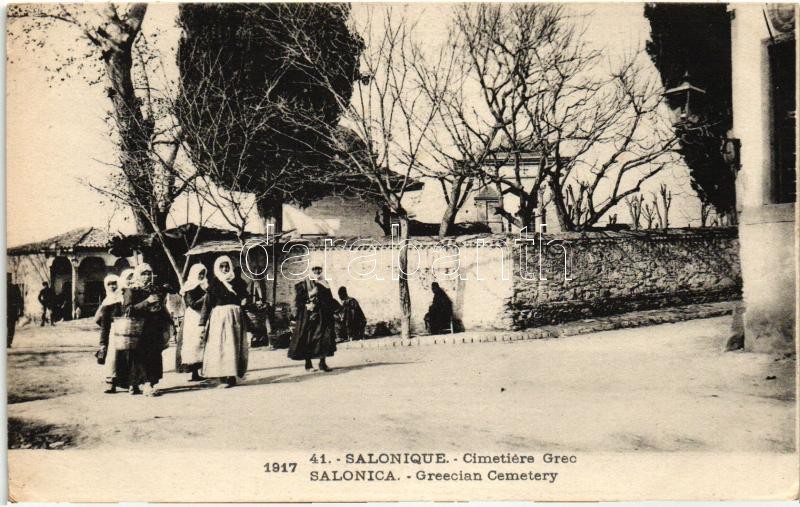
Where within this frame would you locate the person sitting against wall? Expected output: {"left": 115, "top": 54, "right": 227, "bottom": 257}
{"left": 336, "top": 286, "right": 366, "bottom": 342}
{"left": 424, "top": 282, "right": 453, "bottom": 335}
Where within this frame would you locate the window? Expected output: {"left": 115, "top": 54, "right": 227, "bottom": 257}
{"left": 768, "top": 37, "right": 796, "bottom": 204}
{"left": 475, "top": 198, "right": 505, "bottom": 232}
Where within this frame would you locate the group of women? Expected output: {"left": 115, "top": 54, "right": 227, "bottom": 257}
{"left": 96, "top": 263, "right": 170, "bottom": 396}
{"left": 96, "top": 256, "right": 365, "bottom": 396}
{"left": 96, "top": 255, "right": 251, "bottom": 396}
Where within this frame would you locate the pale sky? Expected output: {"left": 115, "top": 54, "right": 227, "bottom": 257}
{"left": 6, "top": 3, "right": 705, "bottom": 248}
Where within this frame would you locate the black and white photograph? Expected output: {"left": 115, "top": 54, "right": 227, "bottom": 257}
{"left": 4, "top": 2, "right": 798, "bottom": 502}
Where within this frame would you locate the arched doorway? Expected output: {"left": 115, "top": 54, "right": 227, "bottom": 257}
{"left": 78, "top": 257, "right": 108, "bottom": 318}
{"left": 49, "top": 256, "right": 72, "bottom": 321}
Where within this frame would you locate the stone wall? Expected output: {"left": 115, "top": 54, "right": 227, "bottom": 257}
{"left": 510, "top": 228, "right": 742, "bottom": 328}
{"left": 225, "top": 228, "right": 742, "bottom": 334}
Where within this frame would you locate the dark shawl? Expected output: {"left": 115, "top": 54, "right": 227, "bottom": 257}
{"left": 123, "top": 287, "right": 170, "bottom": 384}
{"left": 426, "top": 287, "right": 453, "bottom": 334}
{"left": 338, "top": 297, "right": 366, "bottom": 341}
{"left": 288, "top": 280, "right": 339, "bottom": 360}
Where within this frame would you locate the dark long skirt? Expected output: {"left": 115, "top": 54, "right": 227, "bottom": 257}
{"left": 288, "top": 312, "right": 336, "bottom": 360}
{"left": 137, "top": 328, "right": 164, "bottom": 385}
{"left": 106, "top": 343, "right": 145, "bottom": 389}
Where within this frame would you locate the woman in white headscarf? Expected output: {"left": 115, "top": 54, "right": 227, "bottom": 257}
{"left": 176, "top": 263, "right": 208, "bottom": 381}
{"left": 95, "top": 274, "right": 120, "bottom": 393}
{"left": 199, "top": 255, "right": 249, "bottom": 388}
{"left": 123, "top": 263, "right": 170, "bottom": 396}
{"left": 101, "top": 268, "right": 141, "bottom": 393}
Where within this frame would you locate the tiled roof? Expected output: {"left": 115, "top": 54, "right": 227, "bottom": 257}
{"left": 7, "top": 227, "right": 114, "bottom": 255}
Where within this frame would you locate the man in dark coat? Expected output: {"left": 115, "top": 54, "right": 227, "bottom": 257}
{"left": 424, "top": 282, "right": 453, "bottom": 335}
{"left": 288, "top": 266, "right": 339, "bottom": 371}
{"left": 7, "top": 275, "right": 23, "bottom": 347}
{"left": 37, "top": 281, "right": 56, "bottom": 326}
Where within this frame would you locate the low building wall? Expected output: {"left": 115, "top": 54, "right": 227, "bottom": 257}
{"left": 265, "top": 228, "right": 741, "bottom": 334}
{"left": 282, "top": 238, "right": 514, "bottom": 334}
{"left": 511, "top": 228, "right": 742, "bottom": 328}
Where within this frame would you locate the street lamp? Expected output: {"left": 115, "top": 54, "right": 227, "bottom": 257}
{"left": 663, "top": 72, "right": 707, "bottom": 124}
{"left": 664, "top": 72, "right": 741, "bottom": 174}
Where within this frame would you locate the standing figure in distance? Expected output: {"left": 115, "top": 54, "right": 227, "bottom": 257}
{"left": 37, "top": 281, "right": 56, "bottom": 327}
{"left": 7, "top": 274, "right": 23, "bottom": 348}
{"left": 288, "top": 266, "right": 339, "bottom": 372}
{"left": 200, "top": 255, "right": 249, "bottom": 388}
{"left": 176, "top": 263, "right": 208, "bottom": 382}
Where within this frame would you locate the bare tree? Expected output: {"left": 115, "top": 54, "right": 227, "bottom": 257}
{"left": 642, "top": 199, "right": 658, "bottom": 229}
{"left": 625, "top": 194, "right": 644, "bottom": 229}
{"left": 431, "top": 4, "right": 562, "bottom": 232}
{"left": 447, "top": 5, "right": 680, "bottom": 232}
{"left": 543, "top": 49, "right": 679, "bottom": 231}
{"left": 7, "top": 5, "right": 189, "bottom": 235}
{"left": 277, "top": 7, "right": 441, "bottom": 339}
{"left": 655, "top": 183, "right": 673, "bottom": 229}
{"left": 700, "top": 201, "right": 713, "bottom": 228}
{"left": 410, "top": 32, "right": 481, "bottom": 237}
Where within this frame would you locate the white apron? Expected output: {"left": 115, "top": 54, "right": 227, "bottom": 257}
{"left": 202, "top": 305, "right": 248, "bottom": 379}
{"left": 179, "top": 307, "right": 205, "bottom": 366}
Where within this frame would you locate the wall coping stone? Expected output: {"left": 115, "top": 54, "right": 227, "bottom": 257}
{"left": 291, "top": 227, "right": 739, "bottom": 252}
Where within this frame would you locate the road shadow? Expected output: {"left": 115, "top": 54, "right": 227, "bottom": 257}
{"left": 244, "top": 364, "right": 299, "bottom": 374}
{"left": 254, "top": 361, "right": 415, "bottom": 385}
{"left": 239, "top": 373, "right": 293, "bottom": 387}
{"left": 154, "top": 382, "right": 220, "bottom": 397}
{"left": 153, "top": 361, "right": 415, "bottom": 394}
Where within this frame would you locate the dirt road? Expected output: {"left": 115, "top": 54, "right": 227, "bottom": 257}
{"left": 7, "top": 316, "right": 795, "bottom": 453}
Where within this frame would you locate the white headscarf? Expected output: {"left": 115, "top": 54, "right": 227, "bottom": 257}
{"left": 133, "top": 263, "right": 154, "bottom": 290}
{"left": 118, "top": 268, "right": 135, "bottom": 290}
{"left": 213, "top": 255, "right": 236, "bottom": 293}
{"left": 100, "top": 274, "right": 120, "bottom": 306}
{"left": 181, "top": 263, "right": 207, "bottom": 295}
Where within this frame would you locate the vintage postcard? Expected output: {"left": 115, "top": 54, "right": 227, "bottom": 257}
{"left": 5, "top": 2, "right": 798, "bottom": 502}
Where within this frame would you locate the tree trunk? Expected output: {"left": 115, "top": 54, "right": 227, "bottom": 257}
{"left": 549, "top": 181, "right": 576, "bottom": 232}
{"left": 100, "top": 8, "right": 161, "bottom": 235}
{"left": 397, "top": 214, "right": 412, "bottom": 340}
{"left": 256, "top": 197, "right": 283, "bottom": 234}
{"left": 537, "top": 189, "right": 547, "bottom": 230}
{"left": 438, "top": 201, "right": 458, "bottom": 238}
{"left": 133, "top": 211, "right": 152, "bottom": 235}
{"left": 438, "top": 177, "right": 470, "bottom": 238}
{"left": 518, "top": 193, "right": 537, "bottom": 231}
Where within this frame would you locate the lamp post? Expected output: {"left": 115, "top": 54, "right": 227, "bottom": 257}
{"left": 664, "top": 72, "right": 741, "bottom": 175}
{"left": 663, "top": 72, "right": 707, "bottom": 124}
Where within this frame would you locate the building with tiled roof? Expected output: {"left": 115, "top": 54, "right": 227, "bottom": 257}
{"left": 7, "top": 227, "right": 135, "bottom": 322}
{"left": 8, "top": 227, "right": 115, "bottom": 255}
